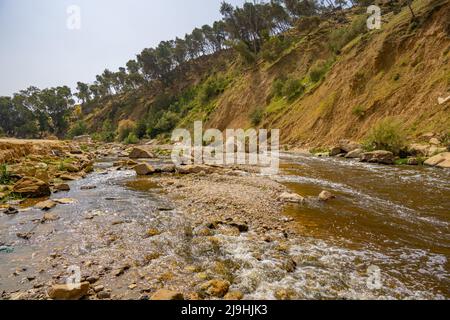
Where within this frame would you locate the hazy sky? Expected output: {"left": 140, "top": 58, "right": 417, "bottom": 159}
{"left": 0, "top": 0, "right": 245, "bottom": 96}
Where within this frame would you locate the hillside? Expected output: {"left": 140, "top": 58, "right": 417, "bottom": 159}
{"left": 80, "top": 0, "right": 449, "bottom": 149}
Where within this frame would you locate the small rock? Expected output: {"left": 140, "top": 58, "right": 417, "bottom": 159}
{"left": 278, "top": 192, "right": 304, "bottom": 204}
{"left": 360, "top": 150, "right": 394, "bottom": 165}
{"left": 42, "top": 213, "right": 60, "bottom": 222}
{"left": 93, "top": 285, "right": 104, "bottom": 293}
{"left": 150, "top": 289, "right": 184, "bottom": 300}
{"left": 48, "top": 282, "right": 90, "bottom": 300}
{"left": 407, "top": 158, "right": 419, "bottom": 165}
{"left": 3, "top": 206, "right": 18, "bottom": 215}
{"left": 80, "top": 186, "right": 96, "bottom": 190}
{"left": 318, "top": 191, "right": 335, "bottom": 202}
{"left": 16, "top": 232, "right": 33, "bottom": 240}
{"left": 429, "top": 138, "right": 440, "bottom": 145}
{"left": 199, "top": 279, "right": 230, "bottom": 298}
{"left": 54, "top": 184, "right": 70, "bottom": 192}
{"left": 97, "top": 291, "right": 111, "bottom": 299}
{"left": 224, "top": 291, "right": 244, "bottom": 300}
{"left": 35, "top": 200, "right": 57, "bottom": 211}
{"left": 146, "top": 228, "right": 161, "bottom": 237}
{"left": 54, "top": 198, "right": 76, "bottom": 205}
{"left": 133, "top": 163, "right": 156, "bottom": 176}
{"left": 59, "top": 174, "right": 78, "bottom": 181}
{"left": 129, "top": 147, "right": 154, "bottom": 159}
{"left": 86, "top": 276, "right": 99, "bottom": 284}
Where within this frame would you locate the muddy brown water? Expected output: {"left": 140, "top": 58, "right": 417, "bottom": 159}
{"left": 0, "top": 154, "right": 448, "bottom": 299}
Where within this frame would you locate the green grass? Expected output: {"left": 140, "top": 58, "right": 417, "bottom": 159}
{"left": 0, "top": 164, "right": 11, "bottom": 184}
{"left": 363, "top": 117, "right": 407, "bottom": 154}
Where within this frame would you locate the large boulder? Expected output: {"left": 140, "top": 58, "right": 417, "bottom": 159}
{"left": 360, "top": 151, "right": 394, "bottom": 165}
{"left": 339, "top": 139, "right": 361, "bottom": 153}
{"left": 48, "top": 282, "right": 90, "bottom": 300}
{"left": 128, "top": 147, "right": 154, "bottom": 159}
{"left": 133, "top": 163, "right": 156, "bottom": 175}
{"left": 13, "top": 177, "right": 51, "bottom": 198}
{"left": 345, "top": 148, "right": 364, "bottom": 159}
{"left": 424, "top": 152, "right": 450, "bottom": 168}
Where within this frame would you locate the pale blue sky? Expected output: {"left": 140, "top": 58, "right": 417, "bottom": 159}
{"left": 0, "top": 0, "right": 245, "bottom": 96}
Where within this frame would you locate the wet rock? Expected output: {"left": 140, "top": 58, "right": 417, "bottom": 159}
{"left": 54, "top": 183, "right": 70, "bottom": 192}
{"left": 16, "top": 232, "right": 33, "bottom": 240}
{"left": 224, "top": 291, "right": 244, "bottom": 300}
{"left": 360, "top": 150, "right": 394, "bottom": 165}
{"left": 345, "top": 148, "right": 363, "bottom": 159}
{"left": 274, "top": 288, "right": 296, "bottom": 300}
{"left": 145, "top": 228, "right": 161, "bottom": 237}
{"left": 3, "top": 206, "right": 18, "bottom": 215}
{"left": 424, "top": 152, "right": 450, "bottom": 168}
{"left": 129, "top": 147, "right": 154, "bottom": 159}
{"left": 54, "top": 198, "right": 76, "bottom": 204}
{"left": 199, "top": 279, "right": 230, "bottom": 298}
{"left": 35, "top": 200, "right": 57, "bottom": 211}
{"left": 80, "top": 186, "right": 96, "bottom": 190}
{"left": 278, "top": 192, "right": 304, "bottom": 204}
{"left": 43, "top": 213, "right": 60, "bottom": 222}
{"left": 134, "top": 163, "right": 156, "bottom": 176}
{"left": 59, "top": 174, "right": 78, "bottom": 181}
{"left": 318, "top": 190, "right": 335, "bottom": 202}
{"left": 13, "top": 177, "right": 51, "bottom": 198}
{"left": 150, "top": 289, "right": 184, "bottom": 300}
{"left": 48, "top": 282, "right": 90, "bottom": 300}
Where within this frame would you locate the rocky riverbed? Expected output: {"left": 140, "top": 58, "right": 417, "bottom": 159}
{"left": 0, "top": 140, "right": 449, "bottom": 300}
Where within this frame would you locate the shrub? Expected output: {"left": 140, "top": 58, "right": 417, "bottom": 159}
{"left": 329, "top": 15, "right": 367, "bottom": 54}
{"left": 233, "top": 40, "right": 256, "bottom": 65}
{"left": 0, "top": 164, "right": 11, "bottom": 184}
{"left": 200, "top": 76, "right": 228, "bottom": 103}
{"left": 117, "top": 119, "right": 136, "bottom": 142}
{"left": 250, "top": 109, "right": 264, "bottom": 126}
{"left": 134, "top": 119, "right": 148, "bottom": 139}
{"left": 147, "top": 111, "right": 180, "bottom": 138}
{"left": 363, "top": 118, "right": 407, "bottom": 154}
{"left": 100, "top": 119, "right": 116, "bottom": 142}
{"left": 124, "top": 132, "right": 139, "bottom": 145}
{"left": 309, "top": 60, "right": 328, "bottom": 83}
{"left": 261, "top": 36, "right": 290, "bottom": 62}
{"left": 352, "top": 105, "right": 366, "bottom": 118}
{"left": 282, "top": 78, "right": 305, "bottom": 101}
{"left": 68, "top": 120, "right": 87, "bottom": 138}
{"left": 271, "top": 78, "right": 286, "bottom": 98}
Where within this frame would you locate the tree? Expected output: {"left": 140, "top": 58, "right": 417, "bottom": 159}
{"left": 76, "top": 82, "right": 90, "bottom": 103}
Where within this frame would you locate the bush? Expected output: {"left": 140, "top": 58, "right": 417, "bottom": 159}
{"left": 117, "top": 119, "right": 136, "bottom": 142}
{"left": 134, "top": 119, "right": 148, "bottom": 139}
{"left": 271, "top": 78, "right": 286, "bottom": 98}
{"left": 68, "top": 120, "right": 87, "bottom": 138}
{"left": 99, "top": 119, "right": 116, "bottom": 142}
{"left": 309, "top": 60, "right": 329, "bottom": 83}
{"left": 233, "top": 40, "right": 256, "bottom": 65}
{"left": 363, "top": 118, "right": 407, "bottom": 154}
{"left": 261, "top": 36, "right": 290, "bottom": 62}
{"left": 329, "top": 15, "right": 368, "bottom": 54}
{"left": 250, "top": 109, "right": 264, "bottom": 126}
{"left": 282, "top": 78, "right": 305, "bottom": 101}
{"left": 200, "top": 76, "right": 228, "bottom": 103}
{"left": 0, "top": 164, "right": 11, "bottom": 184}
{"left": 124, "top": 132, "right": 139, "bottom": 145}
{"left": 147, "top": 111, "right": 180, "bottom": 138}
{"left": 352, "top": 105, "right": 366, "bottom": 118}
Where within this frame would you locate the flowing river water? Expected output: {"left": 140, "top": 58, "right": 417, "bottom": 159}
{"left": 0, "top": 154, "right": 449, "bottom": 299}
